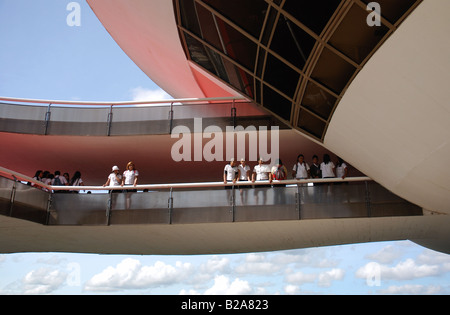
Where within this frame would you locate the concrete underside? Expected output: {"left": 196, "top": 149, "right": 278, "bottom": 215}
{"left": 1, "top": 213, "right": 449, "bottom": 255}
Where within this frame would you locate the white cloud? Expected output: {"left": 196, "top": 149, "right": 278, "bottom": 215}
{"left": 235, "top": 253, "right": 282, "bottom": 275}
{"left": 200, "top": 256, "right": 231, "bottom": 275}
{"left": 366, "top": 245, "right": 404, "bottom": 264}
{"left": 356, "top": 258, "right": 441, "bottom": 281}
{"left": 204, "top": 275, "right": 252, "bottom": 295}
{"left": 23, "top": 267, "right": 67, "bottom": 295}
{"left": 285, "top": 271, "right": 316, "bottom": 285}
{"left": 284, "top": 284, "right": 300, "bottom": 295}
{"left": 84, "top": 258, "right": 194, "bottom": 292}
{"left": 317, "top": 268, "right": 345, "bottom": 287}
{"left": 130, "top": 86, "right": 172, "bottom": 102}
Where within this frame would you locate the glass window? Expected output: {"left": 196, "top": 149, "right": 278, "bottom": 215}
{"left": 222, "top": 59, "right": 254, "bottom": 98}
{"left": 301, "top": 81, "right": 337, "bottom": 120}
{"left": 311, "top": 47, "right": 356, "bottom": 94}
{"left": 270, "top": 14, "right": 316, "bottom": 70}
{"left": 282, "top": 0, "right": 341, "bottom": 35}
{"left": 179, "top": 0, "right": 201, "bottom": 37}
{"left": 261, "top": 6, "right": 277, "bottom": 46}
{"left": 196, "top": 3, "right": 223, "bottom": 52}
{"left": 215, "top": 17, "right": 257, "bottom": 71}
{"left": 297, "top": 109, "right": 326, "bottom": 139}
{"left": 328, "top": 4, "right": 389, "bottom": 64}
{"left": 264, "top": 53, "right": 299, "bottom": 98}
{"left": 263, "top": 85, "right": 292, "bottom": 121}
{"left": 184, "top": 32, "right": 216, "bottom": 74}
{"left": 203, "top": 0, "right": 268, "bottom": 39}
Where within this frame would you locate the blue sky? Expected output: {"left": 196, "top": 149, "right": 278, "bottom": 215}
{"left": 1, "top": 1, "right": 450, "bottom": 295}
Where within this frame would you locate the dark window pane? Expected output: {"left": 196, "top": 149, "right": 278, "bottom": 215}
{"left": 263, "top": 85, "right": 292, "bottom": 121}
{"left": 215, "top": 17, "right": 257, "bottom": 71}
{"left": 196, "top": 3, "right": 223, "bottom": 52}
{"left": 311, "top": 47, "right": 356, "bottom": 94}
{"left": 329, "top": 4, "right": 389, "bottom": 64}
{"left": 203, "top": 0, "right": 269, "bottom": 39}
{"left": 179, "top": 0, "right": 201, "bottom": 37}
{"left": 222, "top": 59, "right": 254, "bottom": 98}
{"left": 184, "top": 32, "right": 216, "bottom": 74}
{"left": 301, "top": 81, "right": 337, "bottom": 120}
{"left": 270, "top": 14, "right": 316, "bottom": 70}
{"left": 297, "top": 109, "right": 326, "bottom": 139}
{"left": 282, "top": 0, "right": 341, "bottom": 35}
{"left": 261, "top": 7, "right": 277, "bottom": 46}
{"left": 264, "top": 53, "right": 299, "bottom": 98}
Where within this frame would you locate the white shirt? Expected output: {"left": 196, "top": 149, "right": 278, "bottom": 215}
{"left": 253, "top": 164, "right": 270, "bottom": 180}
{"left": 107, "top": 173, "right": 122, "bottom": 186}
{"left": 238, "top": 164, "right": 250, "bottom": 180}
{"left": 293, "top": 162, "right": 310, "bottom": 179}
{"left": 224, "top": 164, "right": 238, "bottom": 181}
{"left": 336, "top": 163, "right": 348, "bottom": 178}
{"left": 320, "top": 162, "right": 335, "bottom": 178}
{"left": 123, "top": 169, "right": 139, "bottom": 185}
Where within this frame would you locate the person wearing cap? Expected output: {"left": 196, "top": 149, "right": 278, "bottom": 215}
{"left": 223, "top": 158, "right": 238, "bottom": 189}
{"left": 103, "top": 165, "right": 122, "bottom": 190}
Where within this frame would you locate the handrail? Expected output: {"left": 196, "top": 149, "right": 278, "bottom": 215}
{"left": 0, "top": 96, "right": 248, "bottom": 107}
{"left": 0, "top": 165, "right": 371, "bottom": 192}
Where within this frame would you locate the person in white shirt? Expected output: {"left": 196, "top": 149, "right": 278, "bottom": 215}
{"left": 336, "top": 157, "right": 348, "bottom": 180}
{"left": 292, "top": 154, "right": 310, "bottom": 179}
{"left": 122, "top": 161, "right": 139, "bottom": 189}
{"left": 252, "top": 158, "right": 272, "bottom": 185}
{"left": 223, "top": 158, "right": 238, "bottom": 189}
{"left": 103, "top": 166, "right": 122, "bottom": 191}
{"left": 320, "top": 154, "right": 335, "bottom": 178}
{"left": 237, "top": 158, "right": 251, "bottom": 188}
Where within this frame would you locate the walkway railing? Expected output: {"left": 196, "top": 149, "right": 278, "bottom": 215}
{"left": 0, "top": 167, "right": 422, "bottom": 226}
{"left": 0, "top": 96, "right": 286, "bottom": 136}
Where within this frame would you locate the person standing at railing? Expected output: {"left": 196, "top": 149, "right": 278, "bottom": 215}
{"left": 30, "top": 170, "right": 44, "bottom": 190}
{"left": 103, "top": 166, "right": 122, "bottom": 191}
{"left": 70, "top": 171, "right": 84, "bottom": 193}
{"left": 223, "top": 158, "right": 238, "bottom": 189}
{"left": 237, "top": 158, "right": 251, "bottom": 188}
{"left": 336, "top": 157, "right": 348, "bottom": 181}
{"left": 271, "top": 159, "right": 287, "bottom": 186}
{"left": 310, "top": 155, "right": 322, "bottom": 179}
{"left": 320, "top": 154, "right": 336, "bottom": 179}
{"left": 292, "top": 154, "right": 310, "bottom": 180}
{"left": 52, "top": 171, "right": 69, "bottom": 193}
{"left": 121, "top": 161, "right": 139, "bottom": 191}
{"left": 252, "top": 157, "right": 272, "bottom": 185}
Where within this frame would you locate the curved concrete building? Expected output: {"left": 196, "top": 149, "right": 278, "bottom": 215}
{"left": 1, "top": 0, "right": 449, "bottom": 255}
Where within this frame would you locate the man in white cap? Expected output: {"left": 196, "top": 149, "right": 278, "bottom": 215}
{"left": 103, "top": 165, "right": 122, "bottom": 189}
{"left": 223, "top": 158, "right": 238, "bottom": 189}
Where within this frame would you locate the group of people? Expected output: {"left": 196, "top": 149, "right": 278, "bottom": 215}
{"left": 31, "top": 169, "right": 84, "bottom": 192}
{"left": 103, "top": 161, "right": 139, "bottom": 189}
{"left": 223, "top": 154, "right": 348, "bottom": 186}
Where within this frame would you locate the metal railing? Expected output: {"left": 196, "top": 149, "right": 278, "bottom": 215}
{"left": 0, "top": 166, "right": 422, "bottom": 227}
{"left": 0, "top": 96, "right": 284, "bottom": 136}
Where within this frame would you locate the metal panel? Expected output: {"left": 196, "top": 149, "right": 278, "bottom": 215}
{"left": 109, "top": 191, "right": 170, "bottom": 225}
{"left": 11, "top": 182, "right": 49, "bottom": 224}
{"left": 49, "top": 193, "right": 109, "bottom": 225}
